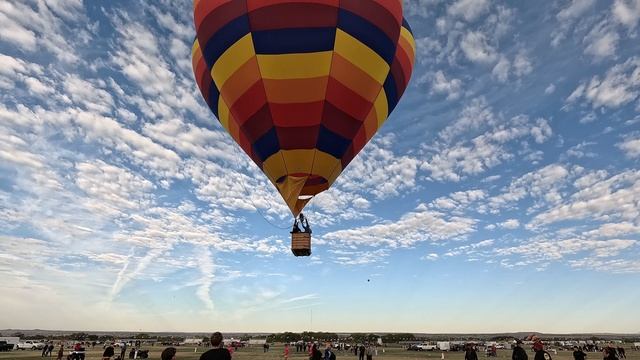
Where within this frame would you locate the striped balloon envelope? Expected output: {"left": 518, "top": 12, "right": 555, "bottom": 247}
{"left": 192, "top": 0, "right": 415, "bottom": 216}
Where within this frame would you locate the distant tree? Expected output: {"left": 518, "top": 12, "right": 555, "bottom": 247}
{"left": 382, "top": 334, "right": 416, "bottom": 343}
{"left": 98, "top": 335, "right": 114, "bottom": 342}
{"left": 69, "top": 333, "right": 88, "bottom": 341}
{"left": 11, "top": 332, "right": 25, "bottom": 338}
{"left": 136, "top": 334, "right": 150, "bottom": 339}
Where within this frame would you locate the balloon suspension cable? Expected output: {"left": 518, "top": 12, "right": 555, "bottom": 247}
{"left": 232, "top": 147, "right": 293, "bottom": 230}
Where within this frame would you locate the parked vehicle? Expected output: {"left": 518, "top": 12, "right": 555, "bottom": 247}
{"left": 0, "top": 341, "right": 14, "bottom": 352}
{"left": 16, "top": 340, "right": 45, "bottom": 350}
{"left": 417, "top": 344, "right": 438, "bottom": 351}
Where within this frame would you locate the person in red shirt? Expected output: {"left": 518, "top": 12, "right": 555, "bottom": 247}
{"left": 284, "top": 343, "right": 290, "bottom": 360}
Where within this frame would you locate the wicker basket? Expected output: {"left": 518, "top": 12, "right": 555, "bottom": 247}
{"left": 291, "top": 232, "right": 311, "bottom": 257}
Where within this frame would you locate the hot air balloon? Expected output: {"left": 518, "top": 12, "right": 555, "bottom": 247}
{"left": 192, "top": 0, "right": 415, "bottom": 256}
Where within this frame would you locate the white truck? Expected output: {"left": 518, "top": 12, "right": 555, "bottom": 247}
{"left": 417, "top": 343, "right": 438, "bottom": 351}
{"left": 16, "top": 340, "right": 45, "bottom": 350}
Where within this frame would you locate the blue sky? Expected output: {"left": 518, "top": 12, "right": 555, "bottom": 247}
{"left": 1, "top": 0, "right": 640, "bottom": 334}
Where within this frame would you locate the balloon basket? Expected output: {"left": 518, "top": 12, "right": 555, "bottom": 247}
{"left": 291, "top": 232, "right": 311, "bottom": 257}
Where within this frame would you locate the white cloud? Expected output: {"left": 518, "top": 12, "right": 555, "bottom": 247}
{"left": 64, "top": 75, "right": 115, "bottom": 114}
{"left": 438, "top": 97, "right": 496, "bottom": 142}
{"left": 545, "top": 84, "right": 556, "bottom": 94}
{"left": 429, "top": 70, "right": 463, "bottom": 100}
{"left": 584, "top": 222, "right": 640, "bottom": 238}
{"left": 443, "top": 239, "right": 495, "bottom": 257}
{"left": 574, "top": 169, "right": 608, "bottom": 189}
{"left": 617, "top": 136, "right": 640, "bottom": 157}
{"left": 323, "top": 209, "right": 477, "bottom": 248}
{"left": 423, "top": 253, "right": 439, "bottom": 261}
{"left": 557, "top": 0, "right": 597, "bottom": 21}
{"left": 498, "top": 219, "right": 520, "bottom": 229}
{"left": 403, "top": 0, "right": 443, "bottom": 18}
{"left": 570, "top": 258, "right": 640, "bottom": 273}
{"left": 583, "top": 20, "right": 620, "bottom": 59}
{"left": 460, "top": 31, "right": 498, "bottom": 64}
{"left": 329, "top": 248, "right": 390, "bottom": 265}
{"left": 529, "top": 170, "right": 640, "bottom": 228}
{"left": 195, "top": 246, "right": 215, "bottom": 312}
{"left": 496, "top": 238, "right": 637, "bottom": 263}
{"left": 24, "top": 76, "right": 53, "bottom": 95}
{"left": 0, "top": 0, "right": 86, "bottom": 63}
{"left": 485, "top": 164, "right": 571, "bottom": 212}
{"left": 492, "top": 56, "right": 510, "bottom": 82}
{"left": 612, "top": 0, "right": 640, "bottom": 29}
{"left": 513, "top": 52, "right": 533, "bottom": 76}
{"left": 337, "top": 136, "right": 421, "bottom": 200}
{"left": 423, "top": 116, "right": 553, "bottom": 182}
{"left": 447, "top": 0, "right": 490, "bottom": 22}
{"left": 0, "top": 9, "right": 37, "bottom": 51}
{"left": 429, "top": 189, "right": 487, "bottom": 214}
{"left": 142, "top": 118, "right": 236, "bottom": 161}
{"left": 75, "top": 160, "right": 155, "bottom": 215}
{"left": 566, "top": 57, "right": 640, "bottom": 108}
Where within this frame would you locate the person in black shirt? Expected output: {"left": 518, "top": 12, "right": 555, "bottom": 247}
{"left": 465, "top": 344, "right": 478, "bottom": 360}
{"left": 513, "top": 340, "right": 528, "bottom": 360}
{"left": 573, "top": 347, "right": 587, "bottom": 360}
{"left": 161, "top": 347, "right": 177, "bottom": 360}
{"left": 603, "top": 347, "right": 618, "bottom": 360}
{"left": 311, "top": 344, "right": 322, "bottom": 360}
{"left": 102, "top": 345, "right": 114, "bottom": 360}
{"left": 200, "top": 332, "right": 231, "bottom": 360}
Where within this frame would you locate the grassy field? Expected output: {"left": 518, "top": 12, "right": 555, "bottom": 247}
{"left": 1, "top": 346, "right": 638, "bottom": 360}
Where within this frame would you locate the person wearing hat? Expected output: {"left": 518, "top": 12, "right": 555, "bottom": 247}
{"left": 533, "top": 339, "right": 547, "bottom": 360}
{"left": 513, "top": 340, "right": 528, "bottom": 360}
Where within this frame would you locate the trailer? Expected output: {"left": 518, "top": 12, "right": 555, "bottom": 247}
{"left": 438, "top": 342, "right": 451, "bottom": 351}
{"left": 0, "top": 338, "right": 18, "bottom": 350}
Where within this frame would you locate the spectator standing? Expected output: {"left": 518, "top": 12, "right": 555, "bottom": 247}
{"left": 533, "top": 340, "right": 547, "bottom": 360}
{"left": 56, "top": 345, "right": 64, "bottom": 360}
{"left": 161, "top": 347, "right": 177, "bottom": 360}
{"left": 102, "top": 344, "right": 115, "bottom": 360}
{"left": 574, "top": 347, "right": 587, "bottom": 360}
{"left": 465, "top": 344, "right": 479, "bottom": 360}
{"left": 513, "top": 340, "right": 528, "bottom": 360}
{"left": 358, "top": 344, "right": 365, "bottom": 360}
{"left": 366, "top": 344, "right": 374, "bottom": 360}
{"left": 200, "top": 333, "right": 231, "bottom": 360}
{"left": 120, "top": 342, "right": 127, "bottom": 360}
{"left": 284, "top": 343, "right": 290, "bottom": 360}
{"left": 603, "top": 347, "right": 618, "bottom": 360}
{"left": 311, "top": 344, "right": 323, "bottom": 360}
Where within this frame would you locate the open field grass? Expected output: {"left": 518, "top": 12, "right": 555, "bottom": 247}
{"left": 1, "top": 346, "right": 638, "bottom": 360}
